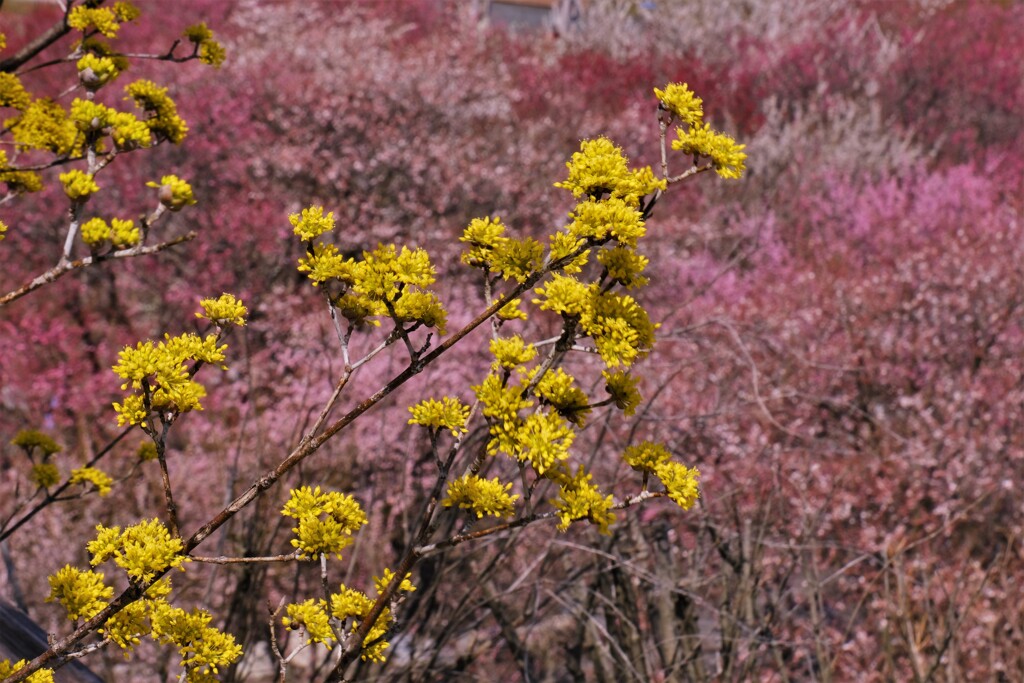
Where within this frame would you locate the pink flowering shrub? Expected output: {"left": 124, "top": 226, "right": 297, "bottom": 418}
{"left": 2, "top": 0, "right": 1024, "bottom": 680}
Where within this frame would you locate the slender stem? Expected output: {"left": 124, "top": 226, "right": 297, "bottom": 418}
{"left": 0, "top": 232, "right": 197, "bottom": 307}
{"left": 0, "top": 16, "right": 70, "bottom": 74}
{"left": 0, "top": 428, "right": 133, "bottom": 543}
{"left": 189, "top": 552, "right": 302, "bottom": 565}
{"left": 155, "top": 420, "right": 180, "bottom": 538}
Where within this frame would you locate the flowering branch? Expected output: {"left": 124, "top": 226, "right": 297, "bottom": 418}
{"left": 0, "top": 231, "right": 197, "bottom": 307}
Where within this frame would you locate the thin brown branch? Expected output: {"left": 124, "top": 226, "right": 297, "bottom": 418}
{"left": 0, "top": 231, "right": 197, "bottom": 307}
{"left": 0, "top": 17, "right": 70, "bottom": 74}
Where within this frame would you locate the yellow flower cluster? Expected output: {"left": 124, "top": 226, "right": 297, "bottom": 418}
{"left": 554, "top": 137, "right": 665, "bottom": 204}
{"left": 460, "top": 215, "right": 507, "bottom": 269}
{"left": 534, "top": 278, "right": 656, "bottom": 368}
{"left": 67, "top": 2, "right": 139, "bottom": 39}
{"left": 70, "top": 99, "right": 151, "bottom": 150}
{"left": 80, "top": 217, "right": 140, "bottom": 249}
{"left": 494, "top": 296, "right": 529, "bottom": 321}
{"left": 111, "top": 332, "right": 227, "bottom": 426}
{"left": 443, "top": 474, "right": 519, "bottom": 518}
{"left": 29, "top": 463, "right": 60, "bottom": 489}
{"left": 374, "top": 567, "right": 416, "bottom": 595}
{"left": 472, "top": 372, "right": 533, "bottom": 456}
{"left": 197, "top": 293, "right": 248, "bottom": 327}
{"left": 516, "top": 411, "right": 576, "bottom": 474}
{"left": 0, "top": 660, "right": 54, "bottom": 683}
{"left": 126, "top": 80, "right": 189, "bottom": 144}
{"left": 282, "top": 599, "right": 334, "bottom": 644}
{"left": 583, "top": 288, "right": 658, "bottom": 368}
{"left": 147, "top": 174, "right": 196, "bottom": 210}
{"left": 673, "top": 123, "right": 748, "bottom": 180}
{"left": 99, "top": 578, "right": 173, "bottom": 649}
{"left": 654, "top": 461, "right": 700, "bottom": 509}
{"left": 597, "top": 245, "right": 649, "bottom": 289}
{"left": 533, "top": 273, "right": 589, "bottom": 317}
{"left": 0, "top": 72, "right": 31, "bottom": 110}
{"left": 548, "top": 231, "right": 589, "bottom": 274}
{"left": 77, "top": 53, "right": 121, "bottom": 90}
{"left": 656, "top": 82, "right": 747, "bottom": 179}
{"left": 283, "top": 570, "right": 414, "bottom": 662}
{"left": 489, "top": 335, "right": 537, "bottom": 370}
{"left": 654, "top": 82, "right": 704, "bottom": 125}
{"left": 10, "top": 99, "right": 79, "bottom": 155}
{"left": 60, "top": 572, "right": 241, "bottom": 680}
{"left": 622, "top": 440, "right": 671, "bottom": 472}
{"left": 567, "top": 196, "right": 646, "bottom": 248}
{"left": 149, "top": 603, "right": 243, "bottom": 679}
{"left": 459, "top": 216, "right": 549, "bottom": 282}
{"left": 183, "top": 22, "right": 227, "bottom": 68}
{"left": 59, "top": 169, "right": 99, "bottom": 201}
{"left": 293, "top": 207, "right": 449, "bottom": 334}
{"left": 290, "top": 205, "right": 334, "bottom": 240}
{"left": 534, "top": 367, "right": 590, "bottom": 426}
{"left": 88, "top": 519, "right": 188, "bottom": 583}
{"left": 0, "top": 219, "right": 6, "bottom": 241}
{"left": 69, "top": 466, "right": 114, "bottom": 496}
{"left": 11, "top": 428, "right": 62, "bottom": 455}
{"left": 551, "top": 467, "right": 616, "bottom": 534}
{"left": 137, "top": 441, "right": 159, "bottom": 461}
{"left": 602, "top": 370, "right": 642, "bottom": 416}
{"left": 47, "top": 565, "right": 113, "bottom": 621}
{"left": 0, "top": 150, "right": 42, "bottom": 193}
{"left": 407, "top": 396, "right": 470, "bottom": 437}
{"left": 68, "top": 7, "right": 120, "bottom": 38}
{"left": 281, "top": 486, "right": 368, "bottom": 559}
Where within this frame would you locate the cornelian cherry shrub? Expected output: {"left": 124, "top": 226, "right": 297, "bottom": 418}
{"left": 1, "top": 0, "right": 1022, "bottom": 681}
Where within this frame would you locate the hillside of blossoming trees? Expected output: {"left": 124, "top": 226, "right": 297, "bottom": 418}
{"left": 1, "top": 0, "right": 1022, "bottom": 680}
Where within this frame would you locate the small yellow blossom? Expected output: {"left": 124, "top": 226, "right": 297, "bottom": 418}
{"left": 77, "top": 54, "right": 120, "bottom": 90}
{"left": 68, "top": 6, "right": 122, "bottom": 38}
{"left": 552, "top": 467, "right": 616, "bottom": 534}
{"left": 672, "top": 123, "right": 747, "bottom": 179}
{"left": 12, "top": 429, "right": 62, "bottom": 455}
{"left": 374, "top": 568, "right": 416, "bottom": 595}
{"left": 47, "top": 566, "right": 113, "bottom": 621}
{"left": 146, "top": 174, "right": 195, "bottom": 210}
{"left": 125, "top": 80, "right": 188, "bottom": 144}
{"left": 197, "top": 293, "right": 247, "bottom": 327}
{"left": 60, "top": 170, "right": 99, "bottom": 201}
{"left": 282, "top": 599, "right": 334, "bottom": 644}
{"left": 489, "top": 335, "right": 537, "bottom": 370}
{"left": 110, "top": 218, "right": 139, "bottom": 248}
{"left": 622, "top": 440, "right": 671, "bottom": 473}
{"left": 289, "top": 205, "right": 334, "bottom": 241}
{"left": 281, "top": 486, "right": 368, "bottom": 559}
{"left": 29, "top": 463, "right": 60, "bottom": 489}
{"left": 80, "top": 218, "right": 110, "bottom": 248}
{"left": 0, "top": 659, "right": 55, "bottom": 683}
{"left": 654, "top": 82, "right": 704, "bottom": 125}
{"left": 10, "top": 99, "right": 79, "bottom": 155}
{"left": 70, "top": 466, "right": 114, "bottom": 496}
{"left": 183, "top": 23, "right": 226, "bottom": 67}
{"left": 137, "top": 441, "right": 158, "bottom": 461}
{"left": 654, "top": 461, "right": 700, "bottom": 509}
{"left": 443, "top": 474, "right": 518, "bottom": 518}
{"left": 460, "top": 216, "right": 507, "bottom": 270}
{"left": 87, "top": 519, "right": 188, "bottom": 583}
{"left": 0, "top": 73, "right": 31, "bottom": 111}
{"left": 408, "top": 397, "right": 470, "bottom": 437}
{"left": 603, "top": 370, "right": 642, "bottom": 416}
